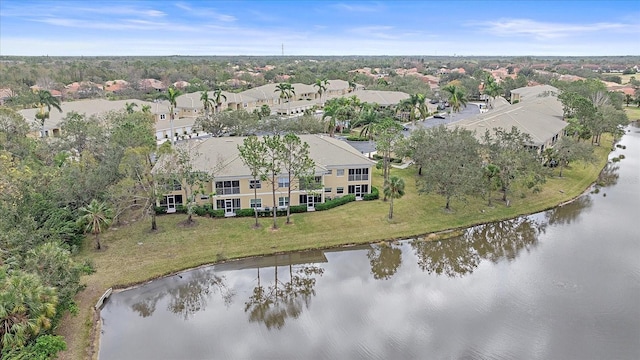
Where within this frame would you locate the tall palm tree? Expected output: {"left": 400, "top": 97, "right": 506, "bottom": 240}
{"left": 383, "top": 176, "right": 405, "bottom": 220}
{"left": 141, "top": 104, "right": 152, "bottom": 114}
{"left": 200, "top": 91, "right": 215, "bottom": 118}
{"left": 313, "top": 78, "right": 329, "bottom": 105}
{"left": 157, "top": 87, "right": 182, "bottom": 144}
{"left": 442, "top": 84, "right": 468, "bottom": 120}
{"left": 353, "top": 103, "right": 382, "bottom": 140}
{"left": 78, "top": 199, "right": 113, "bottom": 250}
{"left": 212, "top": 88, "right": 227, "bottom": 114}
{"left": 274, "top": 83, "right": 295, "bottom": 115}
{"left": 35, "top": 90, "right": 62, "bottom": 138}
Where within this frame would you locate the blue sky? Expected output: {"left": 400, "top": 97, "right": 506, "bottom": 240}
{"left": 1, "top": 0, "right": 638, "bottom": 56}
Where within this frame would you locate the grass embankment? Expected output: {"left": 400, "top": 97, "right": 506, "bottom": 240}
{"left": 60, "top": 136, "right": 614, "bottom": 360}
{"left": 625, "top": 106, "right": 640, "bottom": 121}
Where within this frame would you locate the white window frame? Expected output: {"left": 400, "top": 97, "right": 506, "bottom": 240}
{"left": 336, "top": 169, "right": 344, "bottom": 176}
{"left": 337, "top": 187, "right": 344, "bottom": 194}
{"left": 278, "top": 177, "right": 290, "bottom": 188}
{"left": 250, "top": 198, "right": 262, "bottom": 208}
{"left": 249, "top": 179, "right": 261, "bottom": 189}
{"left": 278, "top": 197, "right": 289, "bottom": 207}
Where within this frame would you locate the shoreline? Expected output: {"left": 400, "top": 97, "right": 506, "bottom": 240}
{"left": 67, "top": 138, "right": 616, "bottom": 360}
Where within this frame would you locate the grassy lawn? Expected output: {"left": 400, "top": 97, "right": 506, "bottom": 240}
{"left": 625, "top": 106, "right": 640, "bottom": 121}
{"left": 59, "top": 136, "right": 614, "bottom": 360}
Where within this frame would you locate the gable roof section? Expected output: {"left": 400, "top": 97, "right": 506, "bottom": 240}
{"left": 510, "top": 85, "right": 559, "bottom": 102}
{"left": 168, "top": 135, "right": 374, "bottom": 180}
{"left": 450, "top": 95, "right": 566, "bottom": 146}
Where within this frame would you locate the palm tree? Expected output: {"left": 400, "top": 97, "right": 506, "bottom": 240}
{"left": 348, "top": 79, "right": 357, "bottom": 93}
{"left": 200, "top": 91, "right": 215, "bottom": 118}
{"left": 274, "top": 83, "right": 295, "bottom": 115}
{"left": 78, "top": 199, "right": 113, "bottom": 250}
{"left": 313, "top": 78, "right": 329, "bottom": 105}
{"left": 125, "top": 102, "right": 138, "bottom": 114}
{"left": 353, "top": 103, "right": 382, "bottom": 140}
{"left": 35, "top": 90, "right": 62, "bottom": 138}
{"left": 0, "top": 268, "right": 58, "bottom": 350}
{"left": 157, "top": 87, "right": 182, "bottom": 144}
{"left": 483, "top": 76, "right": 503, "bottom": 109}
{"left": 141, "top": 104, "right": 152, "bottom": 114}
{"left": 442, "top": 84, "right": 468, "bottom": 119}
{"left": 383, "top": 176, "right": 405, "bottom": 220}
{"left": 212, "top": 88, "right": 227, "bottom": 114}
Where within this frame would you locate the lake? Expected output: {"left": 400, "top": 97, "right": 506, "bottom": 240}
{"left": 99, "top": 124, "right": 640, "bottom": 360}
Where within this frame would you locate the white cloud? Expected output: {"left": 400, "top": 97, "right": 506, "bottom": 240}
{"left": 472, "top": 18, "right": 630, "bottom": 39}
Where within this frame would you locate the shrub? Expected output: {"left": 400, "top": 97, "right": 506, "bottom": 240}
{"left": 315, "top": 194, "right": 356, "bottom": 211}
{"left": 363, "top": 186, "right": 379, "bottom": 201}
{"left": 176, "top": 205, "right": 187, "bottom": 214}
{"left": 346, "top": 135, "right": 367, "bottom": 141}
{"left": 619, "top": 154, "right": 625, "bottom": 159}
{"left": 154, "top": 206, "right": 167, "bottom": 215}
{"left": 289, "top": 205, "right": 307, "bottom": 213}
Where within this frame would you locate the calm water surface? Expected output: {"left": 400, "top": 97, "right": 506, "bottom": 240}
{"left": 99, "top": 125, "right": 640, "bottom": 360}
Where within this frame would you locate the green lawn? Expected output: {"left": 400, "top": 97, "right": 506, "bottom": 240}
{"left": 625, "top": 106, "right": 640, "bottom": 122}
{"left": 60, "top": 135, "right": 613, "bottom": 360}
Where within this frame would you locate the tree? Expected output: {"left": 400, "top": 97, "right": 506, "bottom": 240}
{"left": 212, "top": 88, "right": 227, "bottom": 114}
{"left": 352, "top": 103, "right": 382, "bottom": 140}
{"left": 483, "top": 75, "right": 504, "bottom": 109}
{"left": 157, "top": 87, "right": 182, "bottom": 144}
{"left": 482, "top": 164, "right": 501, "bottom": 206}
{"left": 0, "top": 267, "right": 58, "bottom": 352}
{"left": 141, "top": 104, "right": 151, "bottom": 114}
{"left": 383, "top": 176, "right": 405, "bottom": 219}
{"left": 546, "top": 136, "right": 596, "bottom": 177}
{"left": 238, "top": 136, "right": 267, "bottom": 228}
{"left": 171, "top": 144, "right": 210, "bottom": 225}
{"left": 374, "top": 118, "right": 404, "bottom": 196}
{"left": 442, "top": 84, "right": 468, "bottom": 118}
{"left": 279, "top": 133, "right": 316, "bottom": 224}
{"left": 77, "top": 199, "right": 113, "bottom": 250}
{"left": 262, "top": 135, "right": 285, "bottom": 230}
{"left": 313, "top": 78, "right": 329, "bottom": 105}
{"left": 124, "top": 102, "right": 138, "bottom": 114}
{"left": 274, "top": 83, "right": 295, "bottom": 115}
{"left": 482, "top": 126, "right": 545, "bottom": 204}
{"left": 412, "top": 126, "right": 483, "bottom": 210}
{"left": 200, "top": 91, "right": 215, "bottom": 118}
{"left": 34, "top": 90, "right": 62, "bottom": 138}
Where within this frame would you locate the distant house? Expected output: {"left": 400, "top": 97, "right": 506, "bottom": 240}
{"left": 138, "top": 78, "right": 166, "bottom": 92}
{"left": 0, "top": 88, "right": 14, "bottom": 105}
{"left": 104, "top": 80, "right": 129, "bottom": 93}
{"left": 510, "top": 84, "right": 558, "bottom": 104}
{"left": 154, "top": 135, "right": 375, "bottom": 214}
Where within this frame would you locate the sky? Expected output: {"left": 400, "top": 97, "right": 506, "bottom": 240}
{"left": 0, "top": 0, "right": 638, "bottom": 57}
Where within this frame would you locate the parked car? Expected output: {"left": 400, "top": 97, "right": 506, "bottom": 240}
{"left": 433, "top": 113, "right": 446, "bottom": 119}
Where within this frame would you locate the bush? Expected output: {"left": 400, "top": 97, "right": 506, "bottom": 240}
{"left": 363, "top": 186, "right": 379, "bottom": 201}
{"left": 154, "top": 206, "right": 167, "bottom": 215}
{"left": 346, "top": 135, "right": 368, "bottom": 141}
{"left": 176, "top": 205, "right": 187, "bottom": 214}
{"left": 289, "top": 205, "right": 307, "bottom": 213}
{"left": 315, "top": 194, "right": 356, "bottom": 211}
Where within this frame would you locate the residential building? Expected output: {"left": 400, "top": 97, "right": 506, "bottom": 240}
{"left": 155, "top": 135, "right": 375, "bottom": 215}
{"left": 451, "top": 86, "right": 566, "bottom": 153}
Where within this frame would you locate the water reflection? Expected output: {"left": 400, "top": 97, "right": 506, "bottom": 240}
{"left": 545, "top": 195, "right": 592, "bottom": 226}
{"left": 131, "top": 269, "right": 235, "bottom": 320}
{"left": 367, "top": 243, "right": 402, "bottom": 280}
{"left": 411, "top": 216, "right": 545, "bottom": 277}
{"left": 596, "top": 163, "right": 620, "bottom": 188}
{"left": 245, "top": 264, "right": 324, "bottom": 330}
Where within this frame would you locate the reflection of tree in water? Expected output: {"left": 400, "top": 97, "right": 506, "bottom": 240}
{"left": 130, "top": 269, "right": 235, "bottom": 320}
{"left": 411, "top": 216, "right": 546, "bottom": 277}
{"left": 411, "top": 236, "right": 480, "bottom": 278}
{"left": 596, "top": 163, "right": 620, "bottom": 188}
{"left": 467, "top": 217, "right": 545, "bottom": 263}
{"left": 368, "top": 243, "right": 402, "bottom": 280}
{"left": 245, "top": 264, "right": 324, "bottom": 330}
{"left": 545, "top": 195, "right": 592, "bottom": 226}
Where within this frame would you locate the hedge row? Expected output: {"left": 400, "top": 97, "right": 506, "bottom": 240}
{"left": 155, "top": 187, "right": 379, "bottom": 216}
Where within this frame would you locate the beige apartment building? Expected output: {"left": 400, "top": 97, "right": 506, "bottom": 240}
{"left": 157, "top": 135, "right": 375, "bottom": 216}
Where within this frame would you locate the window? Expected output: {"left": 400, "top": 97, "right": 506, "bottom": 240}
{"left": 326, "top": 169, "right": 333, "bottom": 175}
{"left": 160, "top": 114, "right": 166, "bottom": 120}
{"left": 250, "top": 198, "right": 262, "bottom": 208}
{"left": 278, "top": 197, "right": 289, "bottom": 207}
{"left": 216, "top": 198, "right": 240, "bottom": 210}
{"left": 324, "top": 187, "right": 332, "bottom": 193}
{"left": 199, "top": 194, "right": 209, "bottom": 200}
{"left": 215, "top": 180, "right": 240, "bottom": 195}
{"left": 336, "top": 169, "right": 344, "bottom": 176}
{"left": 249, "top": 180, "right": 261, "bottom": 189}
{"left": 337, "top": 187, "right": 344, "bottom": 194}
{"left": 348, "top": 185, "right": 369, "bottom": 194}
{"left": 278, "top": 177, "right": 290, "bottom": 188}
{"left": 171, "top": 180, "right": 182, "bottom": 191}
{"left": 348, "top": 168, "right": 369, "bottom": 181}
